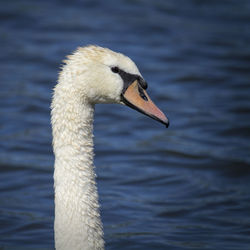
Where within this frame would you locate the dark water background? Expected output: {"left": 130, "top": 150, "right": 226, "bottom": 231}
{"left": 1, "top": 0, "right": 250, "bottom": 249}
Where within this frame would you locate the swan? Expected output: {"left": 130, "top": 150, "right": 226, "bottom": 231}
{"left": 51, "top": 45, "right": 169, "bottom": 250}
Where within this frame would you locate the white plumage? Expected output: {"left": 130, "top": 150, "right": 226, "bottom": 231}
{"left": 51, "top": 45, "right": 168, "bottom": 250}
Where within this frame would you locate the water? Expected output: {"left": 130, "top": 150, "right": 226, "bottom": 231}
{"left": 1, "top": 0, "right": 250, "bottom": 249}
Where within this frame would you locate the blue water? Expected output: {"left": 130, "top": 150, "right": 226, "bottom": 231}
{"left": 1, "top": 0, "right": 250, "bottom": 249}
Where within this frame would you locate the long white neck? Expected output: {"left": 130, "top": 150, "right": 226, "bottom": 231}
{"left": 51, "top": 87, "right": 104, "bottom": 250}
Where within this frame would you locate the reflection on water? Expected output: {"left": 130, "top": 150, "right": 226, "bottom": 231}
{"left": 1, "top": 0, "right": 250, "bottom": 249}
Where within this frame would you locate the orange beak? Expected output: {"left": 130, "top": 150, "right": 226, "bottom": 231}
{"left": 121, "top": 80, "right": 169, "bottom": 127}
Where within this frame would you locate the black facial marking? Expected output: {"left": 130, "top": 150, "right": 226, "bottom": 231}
{"left": 110, "top": 66, "right": 148, "bottom": 93}
{"left": 118, "top": 70, "right": 138, "bottom": 93}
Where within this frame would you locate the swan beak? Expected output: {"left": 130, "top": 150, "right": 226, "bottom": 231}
{"left": 121, "top": 80, "right": 169, "bottom": 128}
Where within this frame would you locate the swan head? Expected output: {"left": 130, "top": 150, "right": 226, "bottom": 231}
{"left": 59, "top": 45, "right": 169, "bottom": 127}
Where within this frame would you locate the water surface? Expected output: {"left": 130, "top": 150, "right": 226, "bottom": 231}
{"left": 0, "top": 0, "right": 250, "bottom": 249}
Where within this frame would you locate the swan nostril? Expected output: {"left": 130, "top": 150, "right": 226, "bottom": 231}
{"left": 138, "top": 86, "right": 148, "bottom": 101}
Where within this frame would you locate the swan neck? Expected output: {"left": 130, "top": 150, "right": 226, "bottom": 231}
{"left": 52, "top": 94, "right": 104, "bottom": 250}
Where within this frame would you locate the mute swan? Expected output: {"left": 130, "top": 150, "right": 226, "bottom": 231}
{"left": 51, "top": 45, "right": 169, "bottom": 250}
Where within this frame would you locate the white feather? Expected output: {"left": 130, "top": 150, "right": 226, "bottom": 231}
{"left": 51, "top": 45, "right": 140, "bottom": 250}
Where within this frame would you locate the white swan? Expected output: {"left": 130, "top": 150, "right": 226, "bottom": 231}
{"left": 51, "top": 45, "right": 169, "bottom": 250}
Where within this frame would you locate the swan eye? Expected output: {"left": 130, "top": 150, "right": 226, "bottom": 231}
{"left": 111, "top": 67, "right": 120, "bottom": 73}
